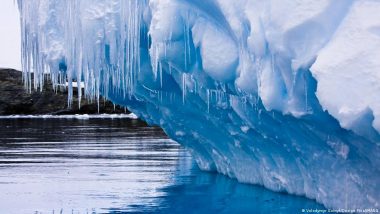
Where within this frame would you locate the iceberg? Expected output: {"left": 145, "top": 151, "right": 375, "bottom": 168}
{"left": 17, "top": 0, "right": 380, "bottom": 210}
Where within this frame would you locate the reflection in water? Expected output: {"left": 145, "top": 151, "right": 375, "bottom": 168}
{"left": 0, "top": 118, "right": 324, "bottom": 213}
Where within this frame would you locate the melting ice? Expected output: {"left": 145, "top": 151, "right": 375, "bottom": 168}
{"left": 17, "top": 0, "right": 380, "bottom": 210}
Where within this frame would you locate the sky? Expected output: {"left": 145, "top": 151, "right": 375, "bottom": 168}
{"left": 0, "top": 0, "right": 21, "bottom": 70}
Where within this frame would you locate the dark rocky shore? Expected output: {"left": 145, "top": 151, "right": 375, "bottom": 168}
{"left": 0, "top": 69, "right": 128, "bottom": 115}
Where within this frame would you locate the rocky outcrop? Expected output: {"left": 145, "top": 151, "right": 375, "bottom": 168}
{"left": 0, "top": 69, "right": 128, "bottom": 115}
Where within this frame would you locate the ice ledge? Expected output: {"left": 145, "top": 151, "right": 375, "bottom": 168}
{"left": 17, "top": 0, "right": 380, "bottom": 210}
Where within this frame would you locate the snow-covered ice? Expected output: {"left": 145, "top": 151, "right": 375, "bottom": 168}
{"left": 17, "top": 0, "right": 380, "bottom": 209}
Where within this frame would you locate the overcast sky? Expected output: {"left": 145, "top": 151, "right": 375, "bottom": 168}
{"left": 0, "top": 0, "right": 21, "bottom": 70}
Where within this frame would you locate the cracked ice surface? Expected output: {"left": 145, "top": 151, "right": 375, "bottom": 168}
{"left": 17, "top": 0, "right": 380, "bottom": 209}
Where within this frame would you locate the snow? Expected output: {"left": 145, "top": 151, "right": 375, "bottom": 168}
{"left": 17, "top": 0, "right": 380, "bottom": 210}
{"left": 194, "top": 20, "right": 239, "bottom": 82}
{"left": 311, "top": 0, "right": 380, "bottom": 136}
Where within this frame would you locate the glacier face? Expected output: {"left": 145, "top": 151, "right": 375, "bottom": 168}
{"left": 17, "top": 0, "right": 380, "bottom": 209}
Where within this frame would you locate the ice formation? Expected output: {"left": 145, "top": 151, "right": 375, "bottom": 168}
{"left": 17, "top": 0, "right": 380, "bottom": 210}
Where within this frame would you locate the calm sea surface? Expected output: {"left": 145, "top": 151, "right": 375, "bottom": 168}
{"left": 0, "top": 117, "right": 324, "bottom": 214}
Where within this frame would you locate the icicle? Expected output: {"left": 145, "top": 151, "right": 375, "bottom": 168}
{"left": 151, "top": 46, "right": 160, "bottom": 80}
{"left": 207, "top": 89, "right": 210, "bottom": 113}
{"left": 182, "top": 73, "right": 186, "bottom": 104}
{"left": 18, "top": 0, "right": 147, "bottom": 105}
{"left": 304, "top": 72, "right": 309, "bottom": 113}
{"left": 159, "top": 62, "right": 163, "bottom": 88}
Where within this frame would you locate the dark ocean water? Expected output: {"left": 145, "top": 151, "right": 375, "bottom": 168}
{"left": 0, "top": 117, "right": 324, "bottom": 214}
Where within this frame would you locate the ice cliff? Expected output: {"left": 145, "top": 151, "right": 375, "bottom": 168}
{"left": 17, "top": 0, "right": 380, "bottom": 210}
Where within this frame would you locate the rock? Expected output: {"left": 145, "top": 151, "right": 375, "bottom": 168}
{"left": 0, "top": 69, "right": 128, "bottom": 115}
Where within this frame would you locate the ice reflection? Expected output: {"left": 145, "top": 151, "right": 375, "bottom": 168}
{"left": 0, "top": 118, "right": 178, "bottom": 214}
{"left": 0, "top": 118, "right": 324, "bottom": 214}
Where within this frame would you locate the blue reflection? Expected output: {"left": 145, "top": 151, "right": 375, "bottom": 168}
{"left": 0, "top": 118, "right": 325, "bottom": 214}
{"left": 109, "top": 153, "right": 325, "bottom": 214}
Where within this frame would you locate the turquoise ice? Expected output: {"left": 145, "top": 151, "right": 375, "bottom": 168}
{"left": 17, "top": 0, "right": 380, "bottom": 210}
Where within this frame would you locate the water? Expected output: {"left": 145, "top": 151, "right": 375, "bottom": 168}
{"left": 0, "top": 117, "right": 324, "bottom": 214}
